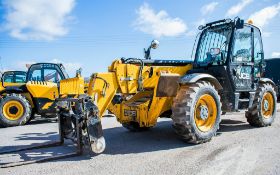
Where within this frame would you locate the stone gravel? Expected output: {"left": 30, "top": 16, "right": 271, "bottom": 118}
{"left": 0, "top": 107, "right": 280, "bottom": 175}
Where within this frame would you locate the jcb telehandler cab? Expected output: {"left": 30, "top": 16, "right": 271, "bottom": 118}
{"left": 0, "top": 63, "right": 69, "bottom": 127}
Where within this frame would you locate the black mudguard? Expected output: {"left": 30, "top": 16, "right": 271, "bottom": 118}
{"left": 180, "top": 73, "right": 223, "bottom": 90}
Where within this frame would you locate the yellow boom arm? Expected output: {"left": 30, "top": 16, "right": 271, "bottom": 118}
{"left": 59, "top": 59, "right": 192, "bottom": 127}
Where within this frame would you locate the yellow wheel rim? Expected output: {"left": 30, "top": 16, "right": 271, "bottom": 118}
{"left": 261, "top": 92, "right": 274, "bottom": 119}
{"left": 2, "top": 100, "right": 24, "bottom": 121}
{"left": 195, "top": 94, "right": 217, "bottom": 132}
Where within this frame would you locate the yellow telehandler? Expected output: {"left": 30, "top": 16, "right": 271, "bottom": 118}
{"left": 0, "top": 63, "right": 69, "bottom": 127}
{"left": 56, "top": 18, "right": 277, "bottom": 154}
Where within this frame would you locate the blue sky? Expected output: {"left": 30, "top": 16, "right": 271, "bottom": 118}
{"left": 0, "top": 0, "right": 280, "bottom": 76}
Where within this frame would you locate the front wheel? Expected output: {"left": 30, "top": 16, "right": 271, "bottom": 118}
{"left": 246, "top": 83, "right": 277, "bottom": 127}
{"left": 0, "top": 93, "right": 32, "bottom": 127}
{"left": 172, "top": 81, "right": 221, "bottom": 144}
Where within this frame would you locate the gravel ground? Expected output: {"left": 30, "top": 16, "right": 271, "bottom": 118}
{"left": 0, "top": 107, "right": 280, "bottom": 175}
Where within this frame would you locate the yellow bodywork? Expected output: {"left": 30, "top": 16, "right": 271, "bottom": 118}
{"left": 59, "top": 77, "right": 85, "bottom": 96}
{"left": 3, "top": 82, "right": 25, "bottom": 87}
{"left": 26, "top": 81, "right": 59, "bottom": 99}
{"left": 60, "top": 59, "right": 193, "bottom": 127}
{"left": 0, "top": 78, "right": 88, "bottom": 114}
{"left": 25, "top": 81, "right": 59, "bottom": 110}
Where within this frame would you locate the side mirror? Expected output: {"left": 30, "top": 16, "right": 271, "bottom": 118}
{"left": 144, "top": 40, "right": 160, "bottom": 60}
{"left": 150, "top": 40, "right": 159, "bottom": 49}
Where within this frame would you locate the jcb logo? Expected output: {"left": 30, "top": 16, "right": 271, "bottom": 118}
{"left": 124, "top": 110, "right": 137, "bottom": 118}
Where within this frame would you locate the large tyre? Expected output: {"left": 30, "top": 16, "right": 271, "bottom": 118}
{"left": 172, "top": 81, "right": 221, "bottom": 144}
{"left": 246, "top": 83, "right": 277, "bottom": 127}
{"left": 122, "top": 122, "right": 151, "bottom": 132}
{"left": 0, "top": 93, "right": 32, "bottom": 127}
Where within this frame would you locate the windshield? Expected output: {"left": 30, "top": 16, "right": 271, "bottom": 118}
{"left": 195, "top": 25, "right": 232, "bottom": 65}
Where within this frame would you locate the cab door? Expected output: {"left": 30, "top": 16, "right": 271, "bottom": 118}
{"left": 230, "top": 25, "right": 254, "bottom": 91}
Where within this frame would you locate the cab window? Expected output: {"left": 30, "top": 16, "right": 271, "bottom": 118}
{"left": 28, "top": 64, "right": 63, "bottom": 83}
{"left": 3, "top": 74, "right": 13, "bottom": 83}
{"left": 233, "top": 26, "right": 252, "bottom": 63}
{"left": 15, "top": 74, "right": 26, "bottom": 83}
{"left": 254, "top": 28, "right": 263, "bottom": 63}
{"left": 195, "top": 25, "right": 232, "bottom": 65}
{"left": 253, "top": 28, "right": 263, "bottom": 78}
{"left": 44, "top": 68, "right": 62, "bottom": 83}
{"left": 30, "top": 69, "right": 42, "bottom": 81}
{"left": 3, "top": 72, "right": 26, "bottom": 83}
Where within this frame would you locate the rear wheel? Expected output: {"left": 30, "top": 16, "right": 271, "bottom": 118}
{"left": 172, "top": 81, "right": 221, "bottom": 143}
{"left": 246, "top": 83, "right": 277, "bottom": 127}
{"left": 0, "top": 93, "right": 32, "bottom": 127}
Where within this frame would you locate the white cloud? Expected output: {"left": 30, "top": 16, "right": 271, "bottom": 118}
{"left": 248, "top": 3, "right": 280, "bottom": 28}
{"left": 201, "top": 2, "right": 219, "bottom": 15}
{"left": 2, "top": 0, "right": 76, "bottom": 41}
{"left": 271, "top": 52, "right": 280, "bottom": 57}
{"left": 133, "top": 3, "right": 187, "bottom": 37}
{"left": 226, "top": 0, "right": 253, "bottom": 17}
